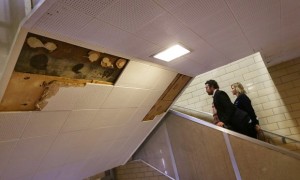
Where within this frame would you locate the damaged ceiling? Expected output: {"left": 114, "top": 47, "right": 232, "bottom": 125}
{"left": 1, "top": 0, "right": 300, "bottom": 179}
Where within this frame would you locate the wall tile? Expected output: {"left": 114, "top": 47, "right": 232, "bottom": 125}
{"left": 174, "top": 54, "right": 300, "bottom": 137}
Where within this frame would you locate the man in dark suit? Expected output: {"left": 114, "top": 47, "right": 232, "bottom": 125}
{"left": 205, "top": 80, "right": 255, "bottom": 137}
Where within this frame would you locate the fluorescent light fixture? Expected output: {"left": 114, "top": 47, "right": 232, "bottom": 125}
{"left": 153, "top": 44, "right": 190, "bottom": 62}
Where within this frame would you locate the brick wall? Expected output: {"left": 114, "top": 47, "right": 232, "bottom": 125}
{"left": 174, "top": 53, "right": 300, "bottom": 143}
{"left": 114, "top": 160, "right": 171, "bottom": 180}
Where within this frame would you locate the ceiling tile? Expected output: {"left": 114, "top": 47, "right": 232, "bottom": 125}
{"left": 0, "top": 112, "right": 30, "bottom": 141}
{"left": 32, "top": 167, "right": 60, "bottom": 180}
{"left": 141, "top": 90, "right": 164, "bottom": 108}
{"left": 96, "top": 0, "right": 164, "bottom": 33}
{"left": 168, "top": 58, "right": 209, "bottom": 76}
{"left": 10, "top": 136, "right": 55, "bottom": 161}
{"left": 0, "top": 141, "right": 17, "bottom": 175}
{"left": 77, "top": 19, "right": 129, "bottom": 49}
{"left": 73, "top": 84, "right": 113, "bottom": 109}
{"left": 22, "top": 111, "right": 69, "bottom": 138}
{"left": 116, "top": 60, "right": 177, "bottom": 90}
{"left": 42, "top": 87, "right": 83, "bottom": 111}
{"left": 169, "top": 0, "right": 227, "bottom": 26}
{"left": 192, "top": 9, "right": 236, "bottom": 37}
{"left": 32, "top": 1, "right": 93, "bottom": 36}
{"left": 281, "top": 0, "right": 300, "bottom": 15}
{"left": 77, "top": 157, "right": 109, "bottom": 180}
{"left": 227, "top": 0, "right": 280, "bottom": 32}
{"left": 101, "top": 86, "right": 150, "bottom": 108}
{"left": 61, "top": 110, "right": 97, "bottom": 133}
{"left": 2, "top": 159, "right": 40, "bottom": 179}
{"left": 55, "top": 161, "right": 85, "bottom": 180}
{"left": 134, "top": 13, "right": 203, "bottom": 48}
{"left": 39, "top": 131, "right": 84, "bottom": 171}
{"left": 89, "top": 108, "right": 137, "bottom": 128}
{"left": 59, "top": 0, "right": 118, "bottom": 17}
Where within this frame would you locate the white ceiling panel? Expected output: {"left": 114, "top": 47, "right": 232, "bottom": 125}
{"left": 115, "top": 60, "right": 155, "bottom": 89}
{"left": 134, "top": 13, "right": 204, "bottom": 48}
{"left": 148, "top": 65, "right": 178, "bottom": 91}
{"left": 9, "top": 136, "right": 55, "bottom": 161}
{"left": 227, "top": 0, "right": 280, "bottom": 34}
{"left": 42, "top": 87, "right": 84, "bottom": 111}
{"left": 0, "top": 112, "right": 30, "bottom": 141}
{"left": 281, "top": 0, "right": 300, "bottom": 15}
{"left": 76, "top": 157, "right": 109, "bottom": 180}
{"left": 190, "top": 8, "right": 236, "bottom": 37}
{"left": 101, "top": 86, "right": 150, "bottom": 108}
{"left": 32, "top": 167, "right": 60, "bottom": 180}
{"left": 96, "top": 0, "right": 164, "bottom": 33}
{"left": 73, "top": 84, "right": 113, "bottom": 110}
{"left": 203, "top": 24, "right": 252, "bottom": 60}
{"left": 61, "top": 110, "right": 97, "bottom": 133}
{"left": 1, "top": 158, "right": 40, "bottom": 179}
{"left": 55, "top": 161, "right": 85, "bottom": 180}
{"left": 43, "top": 84, "right": 113, "bottom": 111}
{"left": 32, "top": 1, "right": 93, "bottom": 36}
{"left": 59, "top": 0, "right": 118, "bottom": 17}
{"left": 86, "top": 139, "right": 114, "bottom": 159}
{"left": 63, "top": 150, "right": 88, "bottom": 170}
{"left": 116, "top": 60, "right": 177, "bottom": 90}
{"left": 0, "top": 141, "right": 17, "bottom": 175}
{"left": 168, "top": 58, "right": 209, "bottom": 76}
{"left": 140, "top": 90, "right": 164, "bottom": 108}
{"left": 22, "top": 111, "right": 69, "bottom": 138}
{"left": 168, "top": 0, "right": 227, "bottom": 26}
{"left": 38, "top": 131, "right": 84, "bottom": 171}
{"left": 89, "top": 108, "right": 137, "bottom": 128}
{"left": 226, "top": 0, "right": 280, "bottom": 28}
{"left": 77, "top": 19, "right": 136, "bottom": 51}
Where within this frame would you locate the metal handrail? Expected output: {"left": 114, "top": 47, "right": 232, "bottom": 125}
{"left": 171, "top": 105, "right": 300, "bottom": 144}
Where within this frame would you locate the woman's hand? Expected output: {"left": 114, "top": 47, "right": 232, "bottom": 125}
{"left": 255, "top": 124, "right": 261, "bottom": 131}
{"left": 216, "top": 121, "right": 225, "bottom": 127}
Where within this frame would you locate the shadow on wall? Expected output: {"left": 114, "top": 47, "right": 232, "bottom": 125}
{"left": 267, "top": 58, "right": 300, "bottom": 142}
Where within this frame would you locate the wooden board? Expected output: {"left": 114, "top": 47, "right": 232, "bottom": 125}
{"left": 143, "top": 74, "right": 192, "bottom": 121}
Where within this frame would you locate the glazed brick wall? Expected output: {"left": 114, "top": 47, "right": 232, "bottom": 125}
{"left": 174, "top": 53, "right": 300, "bottom": 149}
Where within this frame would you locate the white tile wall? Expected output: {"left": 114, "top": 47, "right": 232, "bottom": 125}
{"left": 174, "top": 52, "right": 300, "bottom": 140}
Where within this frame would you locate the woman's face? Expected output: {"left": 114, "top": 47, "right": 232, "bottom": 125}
{"left": 231, "top": 86, "right": 237, "bottom": 95}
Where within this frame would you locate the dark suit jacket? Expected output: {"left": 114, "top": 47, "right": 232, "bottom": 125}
{"left": 213, "top": 90, "right": 254, "bottom": 137}
{"left": 234, "top": 93, "right": 259, "bottom": 126}
{"left": 213, "top": 90, "right": 236, "bottom": 125}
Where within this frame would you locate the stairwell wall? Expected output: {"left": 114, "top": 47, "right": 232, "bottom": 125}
{"left": 174, "top": 52, "right": 300, "bottom": 147}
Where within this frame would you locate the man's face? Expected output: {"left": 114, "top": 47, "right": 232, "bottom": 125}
{"left": 205, "top": 84, "right": 214, "bottom": 95}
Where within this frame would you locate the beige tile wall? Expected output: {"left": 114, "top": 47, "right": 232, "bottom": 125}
{"left": 174, "top": 52, "right": 300, "bottom": 141}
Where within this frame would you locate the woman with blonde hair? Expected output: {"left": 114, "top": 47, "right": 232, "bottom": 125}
{"left": 231, "top": 82, "right": 260, "bottom": 137}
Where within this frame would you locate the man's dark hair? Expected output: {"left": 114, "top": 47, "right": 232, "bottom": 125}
{"left": 205, "top": 80, "right": 219, "bottom": 89}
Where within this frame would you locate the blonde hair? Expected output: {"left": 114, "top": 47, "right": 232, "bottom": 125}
{"left": 231, "top": 82, "right": 246, "bottom": 95}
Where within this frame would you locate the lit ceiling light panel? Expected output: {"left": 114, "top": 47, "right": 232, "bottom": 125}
{"left": 153, "top": 44, "right": 190, "bottom": 62}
